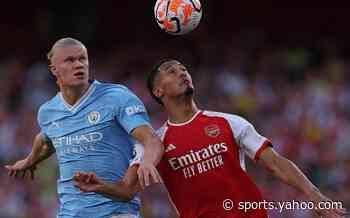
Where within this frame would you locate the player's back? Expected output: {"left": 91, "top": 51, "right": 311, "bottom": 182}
{"left": 157, "top": 110, "right": 270, "bottom": 218}
{"left": 38, "top": 81, "right": 148, "bottom": 217}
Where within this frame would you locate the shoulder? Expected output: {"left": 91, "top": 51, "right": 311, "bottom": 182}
{"left": 37, "top": 94, "right": 60, "bottom": 123}
{"left": 202, "top": 110, "right": 252, "bottom": 129}
{"left": 94, "top": 81, "right": 137, "bottom": 99}
{"left": 203, "top": 110, "right": 248, "bottom": 123}
{"left": 95, "top": 81, "right": 131, "bottom": 93}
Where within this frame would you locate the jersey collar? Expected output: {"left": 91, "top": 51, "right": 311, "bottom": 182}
{"left": 59, "top": 80, "right": 98, "bottom": 113}
{"left": 167, "top": 110, "right": 202, "bottom": 127}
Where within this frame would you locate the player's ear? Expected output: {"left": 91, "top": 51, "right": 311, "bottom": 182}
{"left": 153, "top": 87, "right": 163, "bottom": 98}
{"left": 49, "top": 64, "right": 58, "bottom": 76}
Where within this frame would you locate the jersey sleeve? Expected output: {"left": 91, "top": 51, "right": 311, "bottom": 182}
{"left": 155, "top": 125, "right": 168, "bottom": 142}
{"left": 114, "top": 88, "right": 151, "bottom": 134}
{"left": 228, "top": 115, "right": 272, "bottom": 161}
{"left": 129, "top": 143, "right": 144, "bottom": 166}
{"left": 155, "top": 126, "right": 169, "bottom": 177}
{"left": 37, "top": 105, "right": 50, "bottom": 141}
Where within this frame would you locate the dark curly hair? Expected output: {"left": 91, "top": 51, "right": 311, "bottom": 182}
{"left": 147, "top": 58, "right": 179, "bottom": 105}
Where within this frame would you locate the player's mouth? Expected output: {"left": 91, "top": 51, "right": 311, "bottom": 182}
{"left": 74, "top": 72, "right": 85, "bottom": 78}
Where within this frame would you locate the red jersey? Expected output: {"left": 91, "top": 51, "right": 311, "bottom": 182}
{"left": 156, "top": 110, "right": 271, "bottom": 218}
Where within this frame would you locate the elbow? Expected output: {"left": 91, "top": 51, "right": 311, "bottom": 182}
{"left": 43, "top": 142, "right": 55, "bottom": 155}
{"left": 42, "top": 144, "right": 51, "bottom": 153}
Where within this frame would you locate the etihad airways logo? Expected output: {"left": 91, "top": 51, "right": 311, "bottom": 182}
{"left": 168, "top": 142, "right": 228, "bottom": 170}
{"left": 52, "top": 132, "right": 103, "bottom": 147}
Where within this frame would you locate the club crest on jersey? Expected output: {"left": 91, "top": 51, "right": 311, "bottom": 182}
{"left": 88, "top": 111, "right": 101, "bottom": 124}
{"left": 204, "top": 124, "right": 220, "bottom": 137}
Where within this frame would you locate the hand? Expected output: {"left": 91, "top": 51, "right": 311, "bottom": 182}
{"left": 73, "top": 171, "right": 104, "bottom": 192}
{"left": 5, "top": 158, "right": 36, "bottom": 180}
{"left": 137, "top": 162, "right": 163, "bottom": 189}
{"left": 310, "top": 193, "right": 347, "bottom": 218}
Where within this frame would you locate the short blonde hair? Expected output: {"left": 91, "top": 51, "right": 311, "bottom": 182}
{"left": 47, "top": 37, "right": 86, "bottom": 64}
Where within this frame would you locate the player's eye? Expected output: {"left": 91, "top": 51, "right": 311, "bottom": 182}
{"left": 65, "top": 57, "right": 75, "bottom": 63}
{"left": 79, "top": 56, "right": 86, "bottom": 61}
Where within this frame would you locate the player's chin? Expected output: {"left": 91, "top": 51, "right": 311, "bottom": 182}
{"left": 70, "top": 78, "right": 89, "bottom": 86}
{"left": 184, "top": 86, "right": 194, "bottom": 96}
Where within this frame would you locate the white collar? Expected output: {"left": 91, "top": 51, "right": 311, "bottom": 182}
{"left": 59, "top": 81, "right": 97, "bottom": 112}
{"left": 167, "top": 110, "right": 201, "bottom": 126}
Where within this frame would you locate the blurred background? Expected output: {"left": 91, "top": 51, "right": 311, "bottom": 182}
{"left": 1, "top": 1, "right": 350, "bottom": 217}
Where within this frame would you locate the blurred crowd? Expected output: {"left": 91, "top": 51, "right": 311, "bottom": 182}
{"left": 0, "top": 31, "right": 349, "bottom": 218}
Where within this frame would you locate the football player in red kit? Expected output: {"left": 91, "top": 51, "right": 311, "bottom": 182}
{"left": 74, "top": 59, "right": 347, "bottom": 218}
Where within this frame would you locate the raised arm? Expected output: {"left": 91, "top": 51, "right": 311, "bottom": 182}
{"left": 131, "top": 125, "right": 164, "bottom": 189}
{"left": 258, "top": 147, "right": 347, "bottom": 217}
{"left": 229, "top": 114, "right": 347, "bottom": 217}
{"left": 5, "top": 132, "right": 55, "bottom": 179}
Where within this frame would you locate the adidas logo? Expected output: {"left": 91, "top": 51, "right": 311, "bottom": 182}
{"left": 165, "top": 144, "right": 176, "bottom": 153}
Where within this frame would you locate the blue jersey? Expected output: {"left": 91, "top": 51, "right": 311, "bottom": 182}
{"left": 37, "top": 80, "right": 149, "bottom": 218}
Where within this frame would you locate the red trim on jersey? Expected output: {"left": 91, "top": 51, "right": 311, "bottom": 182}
{"left": 254, "top": 140, "right": 272, "bottom": 161}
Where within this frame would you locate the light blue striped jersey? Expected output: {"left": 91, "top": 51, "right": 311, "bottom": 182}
{"left": 37, "top": 80, "right": 149, "bottom": 218}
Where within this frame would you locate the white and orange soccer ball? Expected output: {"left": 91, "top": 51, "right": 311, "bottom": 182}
{"left": 154, "top": 0, "right": 202, "bottom": 35}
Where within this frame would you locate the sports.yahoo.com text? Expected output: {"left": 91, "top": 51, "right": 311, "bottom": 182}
{"left": 222, "top": 199, "right": 344, "bottom": 213}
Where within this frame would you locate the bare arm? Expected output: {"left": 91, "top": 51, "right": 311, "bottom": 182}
{"left": 105, "top": 165, "right": 140, "bottom": 201}
{"left": 258, "top": 147, "right": 319, "bottom": 197}
{"left": 27, "top": 133, "right": 55, "bottom": 166}
{"left": 74, "top": 165, "right": 140, "bottom": 202}
{"left": 75, "top": 126, "right": 164, "bottom": 197}
{"left": 258, "top": 147, "right": 347, "bottom": 217}
{"left": 74, "top": 166, "right": 180, "bottom": 217}
{"left": 131, "top": 125, "right": 164, "bottom": 165}
{"left": 131, "top": 125, "right": 164, "bottom": 188}
{"left": 5, "top": 133, "right": 55, "bottom": 179}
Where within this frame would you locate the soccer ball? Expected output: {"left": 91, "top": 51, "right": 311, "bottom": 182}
{"left": 154, "top": 0, "right": 202, "bottom": 35}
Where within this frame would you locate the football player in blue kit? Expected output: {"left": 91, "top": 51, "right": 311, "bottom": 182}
{"left": 5, "top": 37, "right": 164, "bottom": 218}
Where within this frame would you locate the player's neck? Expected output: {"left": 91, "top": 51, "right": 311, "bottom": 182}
{"left": 60, "top": 83, "right": 90, "bottom": 106}
{"left": 166, "top": 100, "right": 199, "bottom": 124}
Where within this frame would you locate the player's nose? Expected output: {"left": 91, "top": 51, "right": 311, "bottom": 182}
{"left": 73, "top": 60, "right": 84, "bottom": 68}
{"left": 179, "top": 70, "right": 191, "bottom": 82}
